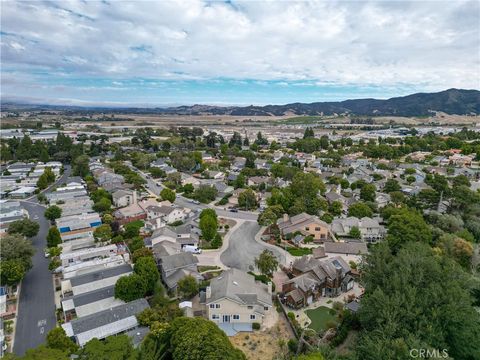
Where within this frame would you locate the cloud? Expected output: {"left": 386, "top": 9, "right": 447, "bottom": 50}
{"left": 1, "top": 0, "right": 479, "bottom": 105}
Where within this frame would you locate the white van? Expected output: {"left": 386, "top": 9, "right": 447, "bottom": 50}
{"left": 183, "top": 245, "right": 202, "bottom": 254}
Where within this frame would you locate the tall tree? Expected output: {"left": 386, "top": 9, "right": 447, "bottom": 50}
{"left": 254, "top": 249, "right": 279, "bottom": 276}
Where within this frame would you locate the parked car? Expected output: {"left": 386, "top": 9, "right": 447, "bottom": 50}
{"left": 183, "top": 245, "right": 202, "bottom": 254}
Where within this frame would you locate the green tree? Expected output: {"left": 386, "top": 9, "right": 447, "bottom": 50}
{"left": 36, "top": 173, "right": 49, "bottom": 190}
{"left": 1, "top": 234, "right": 35, "bottom": 271}
{"left": 132, "top": 247, "right": 153, "bottom": 263}
{"left": 8, "top": 219, "right": 40, "bottom": 238}
{"left": 254, "top": 249, "right": 278, "bottom": 276}
{"left": 177, "top": 275, "right": 199, "bottom": 299}
{"left": 72, "top": 155, "right": 90, "bottom": 178}
{"left": 93, "top": 224, "right": 113, "bottom": 243}
{"left": 238, "top": 189, "right": 258, "bottom": 210}
{"left": 348, "top": 202, "right": 373, "bottom": 218}
{"left": 20, "top": 345, "right": 69, "bottom": 360}
{"left": 211, "top": 233, "right": 223, "bottom": 249}
{"left": 46, "top": 227, "right": 62, "bottom": 248}
{"left": 93, "top": 197, "right": 112, "bottom": 213}
{"left": 349, "top": 226, "right": 361, "bottom": 239}
{"left": 199, "top": 212, "right": 218, "bottom": 241}
{"left": 383, "top": 179, "right": 401, "bottom": 193}
{"left": 0, "top": 259, "right": 25, "bottom": 286}
{"left": 360, "top": 184, "right": 376, "bottom": 202}
{"left": 160, "top": 188, "right": 176, "bottom": 203}
{"left": 78, "top": 335, "right": 137, "bottom": 360}
{"left": 357, "top": 243, "right": 480, "bottom": 360}
{"left": 386, "top": 209, "right": 432, "bottom": 253}
{"left": 134, "top": 256, "right": 159, "bottom": 295}
{"left": 114, "top": 274, "right": 146, "bottom": 302}
{"left": 193, "top": 185, "right": 218, "bottom": 203}
{"left": 44, "top": 206, "right": 62, "bottom": 221}
{"left": 46, "top": 327, "right": 78, "bottom": 355}
{"left": 168, "top": 317, "right": 246, "bottom": 360}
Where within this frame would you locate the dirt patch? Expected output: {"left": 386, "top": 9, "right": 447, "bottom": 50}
{"left": 230, "top": 315, "right": 294, "bottom": 360}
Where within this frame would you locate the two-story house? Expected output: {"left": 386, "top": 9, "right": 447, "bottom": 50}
{"left": 205, "top": 269, "right": 272, "bottom": 331}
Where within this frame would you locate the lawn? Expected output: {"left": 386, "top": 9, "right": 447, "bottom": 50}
{"left": 286, "top": 247, "right": 312, "bottom": 256}
{"left": 305, "top": 306, "right": 337, "bottom": 333}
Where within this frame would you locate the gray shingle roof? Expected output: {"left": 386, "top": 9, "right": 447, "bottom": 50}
{"left": 160, "top": 252, "right": 198, "bottom": 272}
{"left": 63, "top": 285, "right": 116, "bottom": 308}
{"left": 67, "top": 298, "right": 148, "bottom": 335}
{"left": 70, "top": 264, "right": 132, "bottom": 287}
{"left": 207, "top": 268, "right": 272, "bottom": 306}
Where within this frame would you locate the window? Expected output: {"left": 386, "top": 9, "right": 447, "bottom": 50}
{"left": 247, "top": 306, "right": 253, "bottom": 309}
{"left": 250, "top": 314, "right": 256, "bottom": 320}
{"left": 233, "top": 315, "right": 240, "bottom": 320}
{"left": 264, "top": 306, "right": 269, "bottom": 311}
{"left": 315, "top": 227, "right": 321, "bottom": 231}
{"left": 212, "top": 314, "right": 219, "bottom": 320}
{"left": 209, "top": 304, "right": 215, "bottom": 309}
{"left": 215, "top": 304, "right": 221, "bottom": 309}
{"left": 320, "top": 234, "right": 326, "bottom": 239}
{"left": 305, "top": 227, "right": 310, "bottom": 231}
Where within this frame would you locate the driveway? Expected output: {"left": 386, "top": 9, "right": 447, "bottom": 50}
{"left": 13, "top": 202, "right": 56, "bottom": 355}
{"left": 220, "top": 222, "right": 285, "bottom": 272}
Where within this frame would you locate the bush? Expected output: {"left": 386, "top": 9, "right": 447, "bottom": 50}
{"left": 287, "top": 339, "right": 298, "bottom": 353}
{"left": 252, "top": 322, "right": 260, "bottom": 330}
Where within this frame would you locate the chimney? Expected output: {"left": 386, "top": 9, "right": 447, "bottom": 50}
{"left": 283, "top": 213, "right": 289, "bottom": 222}
{"left": 268, "top": 281, "right": 272, "bottom": 295}
{"left": 132, "top": 190, "right": 137, "bottom": 204}
{"left": 206, "top": 286, "right": 211, "bottom": 300}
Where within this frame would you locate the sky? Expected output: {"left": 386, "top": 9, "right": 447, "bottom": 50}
{"left": 1, "top": 0, "right": 479, "bottom": 107}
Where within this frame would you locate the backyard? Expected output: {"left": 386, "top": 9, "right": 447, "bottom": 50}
{"left": 305, "top": 306, "right": 337, "bottom": 332}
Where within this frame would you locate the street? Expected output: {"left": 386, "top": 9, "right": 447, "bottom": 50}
{"left": 13, "top": 202, "right": 56, "bottom": 356}
{"left": 220, "top": 221, "right": 284, "bottom": 272}
{"left": 14, "top": 166, "right": 71, "bottom": 355}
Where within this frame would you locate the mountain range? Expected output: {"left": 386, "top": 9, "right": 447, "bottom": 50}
{"left": 2, "top": 89, "right": 479, "bottom": 117}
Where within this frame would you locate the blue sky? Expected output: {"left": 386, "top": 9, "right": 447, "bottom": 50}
{"left": 1, "top": 1, "right": 479, "bottom": 107}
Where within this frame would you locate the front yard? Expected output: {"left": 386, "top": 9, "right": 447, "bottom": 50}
{"left": 305, "top": 306, "right": 337, "bottom": 332}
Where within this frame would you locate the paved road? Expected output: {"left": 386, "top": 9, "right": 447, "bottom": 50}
{"left": 220, "top": 221, "right": 284, "bottom": 272}
{"left": 14, "top": 166, "right": 71, "bottom": 355}
{"left": 13, "top": 202, "right": 56, "bottom": 356}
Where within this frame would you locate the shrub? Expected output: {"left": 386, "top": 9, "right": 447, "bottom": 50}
{"left": 252, "top": 322, "right": 260, "bottom": 330}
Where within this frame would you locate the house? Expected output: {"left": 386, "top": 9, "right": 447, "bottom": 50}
{"left": 323, "top": 242, "right": 368, "bottom": 256}
{"left": 277, "top": 213, "right": 332, "bottom": 243}
{"left": 62, "top": 298, "right": 149, "bottom": 347}
{"left": 58, "top": 197, "right": 95, "bottom": 217}
{"left": 149, "top": 222, "right": 199, "bottom": 247}
{"left": 61, "top": 285, "right": 123, "bottom": 321}
{"left": 205, "top": 269, "right": 272, "bottom": 330}
{"left": 231, "top": 157, "right": 246, "bottom": 171}
{"left": 254, "top": 159, "right": 269, "bottom": 170}
{"left": 56, "top": 213, "right": 102, "bottom": 237}
{"left": 60, "top": 244, "right": 118, "bottom": 267}
{"left": 151, "top": 158, "right": 168, "bottom": 169}
{"left": 247, "top": 176, "right": 271, "bottom": 187}
{"left": 331, "top": 217, "right": 385, "bottom": 243}
{"left": 375, "top": 192, "right": 391, "bottom": 208}
{"left": 207, "top": 170, "right": 225, "bottom": 180}
{"left": 114, "top": 204, "right": 146, "bottom": 225}
{"left": 8, "top": 186, "right": 36, "bottom": 199}
{"left": 157, "top": 252, "right": 201, "bottom": 292}
{"left": 61, "top": 264, "right": 133, "bottom": 297}
{"left": 282, "top": 256, "right": 352, "bottom": 308}
{"left": 112, "top": 190, "right": 137, "bottom": 208}
{"left": 146, "top": 205, "right": 186, "bottom": 224}
{"left": 0, "top": 201, "right": 28, "bottom": 233}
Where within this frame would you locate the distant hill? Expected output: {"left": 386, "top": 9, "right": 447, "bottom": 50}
{"left": 2, "top": 89, "right": 479, "bottom": 116}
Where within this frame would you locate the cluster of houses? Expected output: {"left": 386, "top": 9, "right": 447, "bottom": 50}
{"left": 44, "top": 164, "right": 150, "bottom": 348}
{"left": 0, "top": 161, "right": 62, "bottom": 199}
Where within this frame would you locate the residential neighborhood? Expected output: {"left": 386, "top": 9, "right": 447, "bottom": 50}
{"left": 1, "top": 1, "right": 480, "bottom": 359}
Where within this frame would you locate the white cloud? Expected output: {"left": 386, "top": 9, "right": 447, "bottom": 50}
{"left": 1, "top": 0, "right": 479, "bottom": 96}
